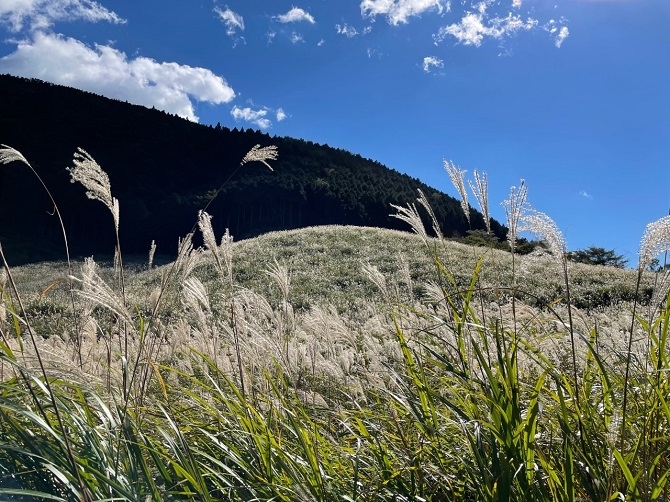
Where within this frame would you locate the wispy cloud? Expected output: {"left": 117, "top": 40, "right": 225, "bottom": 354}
{"left": 232, "top": 104, "right": 287, "bottom": 129}
{"left": 0, "top": 32, "right": 235, "bottom": 122}
{"left": 289, "top": 31, "right": 304, "bottom": 44}
{"left": 367, "top": 47, "right": 383, "bottom": 58}
{"left": 231, "top": 106, "right": 271, "bottom": 129}
{"left": 317, "top": 38, "right": 325, "bottom": 46}
{"left": 0, "top": 0, "right": 125, "bottom": 32}
{"left": 434, "top": 3, "right": 538, "bottom": 47}
{"left": 578, "top": 190, "right": 593, "bottom": 199}
{"left": 214, "top": 6, "right": 243, "bottom": 34}
{"left": 512, "top": 0, "right": 522, "bottom": 7}
{"left": 422, "top": 55, "right": 444, "bottom": 73}
{"left": 543, "top": 19, "right": 570, "bottom": 48}
{"left": 555, "top": 26, "right": 569, "bottom": 47}
{"left": 214, "top": 6, "right": 245, "bottom": 46}
{"left": 336, "top": 23, "right": 359, "bottom": 38}
{"left": 361, "top": 0, "right": 448, "bottom": 26}
{"left": 275, "top": 7, "right": 315, "bottom": 24}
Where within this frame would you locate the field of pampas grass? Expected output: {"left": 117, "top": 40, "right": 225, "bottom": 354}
{"left": 2, "top": 144, "right": 670, "bottom": 501}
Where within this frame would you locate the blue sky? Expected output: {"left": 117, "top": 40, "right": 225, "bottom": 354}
{"left": 0, "top": 0, "right": 668, "bottom": 264}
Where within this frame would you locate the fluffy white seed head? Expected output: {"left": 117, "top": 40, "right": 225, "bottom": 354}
{"left": 175, "top": 232, "right": 200, "bottom": 281}
{"left": 240, "top": 144, "right": 278, "bottom": 171}
{"left": 651, "top": 268, "right": 670, "bottom": 309}
{"left": 0, "top": 145, "right": 30, "bottom": 166}
{"left": 501, "top": 180, "right": 528, "bottom": 253}
{"left": 198, "top": 211, "right": 218, "bottom": 254}
{"left": 148, "top": 240, "right": 156, "bottom": 269}
{"left": 469, "top": 169, "right": 490, "bottom": 234}
{"left": 67, "top": 148, "right": 119, "bottom": 231}
{"left": 267, "top": 259, "right": 291, "bottom": 304}
{"left": 520, "top": 209, "right": 567, "bottom": 268}
{"left": 639, "top": 215, "right": 670, "bottom": 271}
{"left": 183, "top": 277, "right": 211, "bottom": 312}
{"left": 219, "top": 229, "right": 234, "bottom": 284}
{"left": 416, "top": 189, "right": 443, "bottom": 240}
{"left": 362, "top": 263, "right": 388, "bottom": 299}
{"left": 71, "top": 263, "right": 133, "bottom": 326}
{"left": 391, "top": 202, "right": 429, "bottom": 247}
{"left": 443, "top": 159, "right": 470, "bottom": 225}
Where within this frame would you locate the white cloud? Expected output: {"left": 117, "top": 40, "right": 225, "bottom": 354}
{"left": 555, "top": 25, "right": 569, "bottom": 47}
{"left": 422, "top": 55, "right": 444, "bottom": 73}
{"left": 543, "top": 19, "right": 570, "bottom": 48}
{"left": 363, "top": 25, "right": 373, "bottom": 34}
{"left": 275, "top": 7, "right": 315, "bottom": 24}
{"left": 317, "top": 38, "right": 325, "bottom": 46}
{"left": 231, "top": 106, "right": 271, "bottom": 129}
{"left": 367, "top": 47, "right": 382, "bottom": 58}
{"left": 276, "top": 108, "right": 287, "bottom": 121}
{"left": 0, "top": 32, "right": 235, "bottom": 122}
{"left": 266, "top": 30, "right": 277, "bottom": 44}
{"left": 0, "top": 0, "right": 125, "bottom": 32}
{"left": 360, "top": 0, "right": 448, "bottom": 25}
{"left": 578, "top": 190, "right": 592, "bottom": 199}
{"left": 214, "top": 6, "right": 244, "bottom": 36}
{"left": 512, "top": 0, "right": 522, "bottom": 7}
{"left": 289, "top": 31, "right": 304, "bottom": 44}
{"left": 434, "top": 7, "right": 538, "bottom": 47}
{"left": 336, "top": 23, "right": 358, "bottom": 38}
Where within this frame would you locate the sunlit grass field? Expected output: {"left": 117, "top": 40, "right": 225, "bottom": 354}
{"left": 2, "top": 144, "right": 670, "bottom": 501}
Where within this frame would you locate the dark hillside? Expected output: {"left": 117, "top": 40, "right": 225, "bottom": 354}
{"left": 0, "top": 74, "right": 505, "bottom": 263}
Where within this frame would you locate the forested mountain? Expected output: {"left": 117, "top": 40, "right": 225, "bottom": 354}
{"left": 0, "top": 74, "right": 505, "bottom": 263}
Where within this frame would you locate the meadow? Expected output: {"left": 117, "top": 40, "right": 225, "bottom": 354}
{"left": 1, "top": 144, "right": 670, "bottom": 501}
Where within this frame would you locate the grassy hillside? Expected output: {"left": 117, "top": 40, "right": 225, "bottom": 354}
{"left": 3, "top": 219, "right": 669, "bottom": 500}
{"left": 10, "top": 225, "right": 653, "bottom": 335}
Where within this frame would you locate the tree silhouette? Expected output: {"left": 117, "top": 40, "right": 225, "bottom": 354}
{"left": 567, "top": 246, "right": 628, "bottom": 268}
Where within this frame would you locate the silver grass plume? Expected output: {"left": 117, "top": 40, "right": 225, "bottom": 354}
{"left": 501, "top": 180, "right": 527, "bottom": 253}
{"left": 651, "top": 268, "right": 670, "bottom": 309}
{"left": 67, "top": 148, "right": 119, "bottom": 231}
{"left": 198, "top": 211, "right": 218, "bottom": 253}
{"left": 71, "top": 262, "right": 133, "bottom": 326}
{"left": 219, "top": 229, "right": 234, "bottom": 284}
{"left": 638, "top": 214, "right": 670, "bottom": 271}
{"left": 174, "top": 231, "right": 200, "bottom": 282}
{"left": 362, "top": 262, "right": 388, "bottom": 299}
{"left": 398, "top": 254, "right": 414, "bottom": 302}
{"left": 390, "top": 202, "right": 429, "bottom": 247}
{"left": 469, "top": 169, "right": 490, "bottom": 234}
{"left": 183, "top": 277, "right": 211, "bottom": 312}
{"left": 0, "top": 144, "right": 30, "bottom": 166}
{"left": 267, "top": 259, "right": 291, "bottom": 305}
{"left": 416, "top": 189, "right": 443, "bottom": 240}
{"left": 197, "top": 210, "right": 224, "bottom": 274}
{"left": 443, "top": 159, "right": 470, "bottom": 226}
{"left": 241, "top": 144, "right": 278, "bottom": 171}
{"left": 519, "top": 209, "right": 568, "bottom": 269}
{"left": 148, "top": 240, "right": 156, "bottom": 269}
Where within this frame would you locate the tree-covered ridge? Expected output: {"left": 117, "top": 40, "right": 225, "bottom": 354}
{"left": 0, "top": 74, "right": 504, "bottom": 264}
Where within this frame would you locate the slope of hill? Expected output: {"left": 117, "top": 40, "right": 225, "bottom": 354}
{"left": 0, "top": 74, "right": 504, "bottom": 264}
{"left": 3, "top": 224, "right": 662, "bottom": 501}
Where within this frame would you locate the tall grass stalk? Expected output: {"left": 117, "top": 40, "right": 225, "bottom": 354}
{"left": 0, "top": 145, "right": 82, "bottom": 365}
{"left": 0, "top": 244, "right": 90, "bottom": 500}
